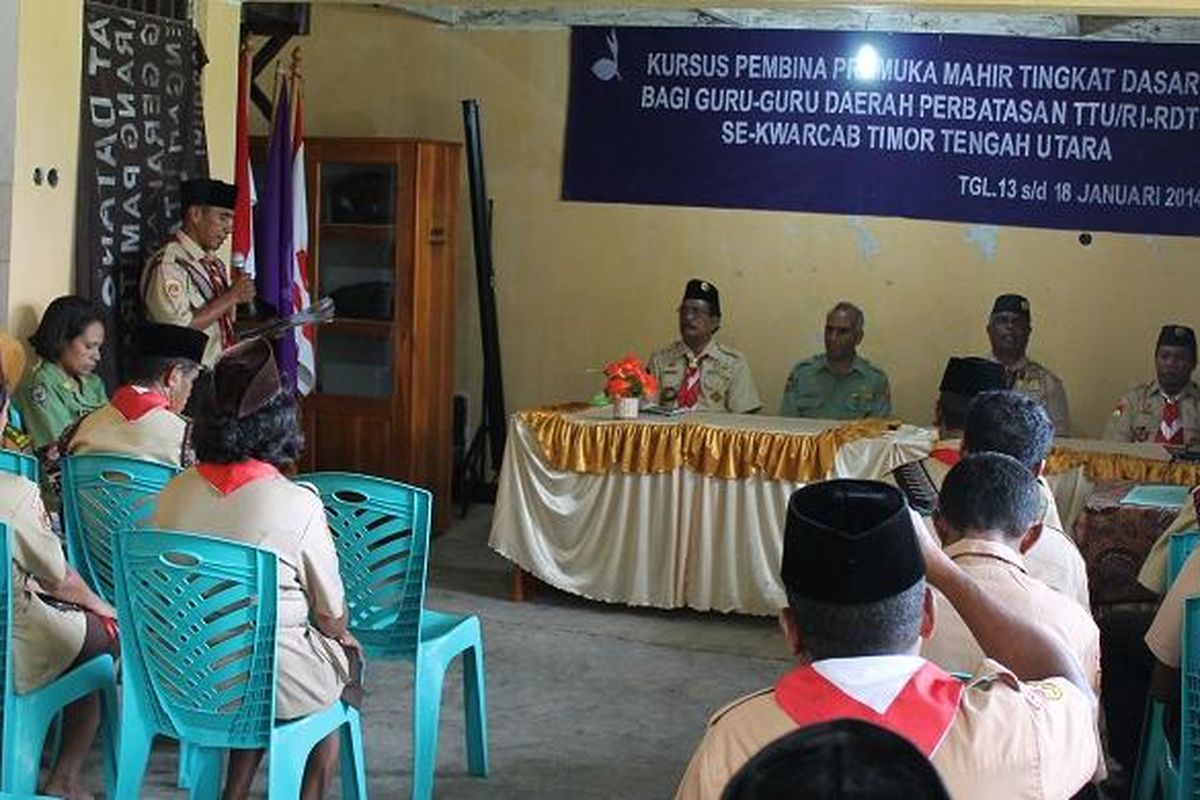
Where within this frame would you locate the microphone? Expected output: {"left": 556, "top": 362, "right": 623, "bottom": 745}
{"left": 231, "top": 253, "right": 258, "bottom": 319}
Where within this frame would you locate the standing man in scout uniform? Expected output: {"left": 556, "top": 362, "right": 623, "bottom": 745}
{"left": 779, "top": 301, "right": 890, "bottom": 420}
{"left": 647, "top": 279, "right": 762, "bottom": 413}
{"left": 674, "top": 479, "right": 1098, "bottom": 800}
{"left": 1104, "top": 324, "right": 1200, "bottom": 447}
{"left": 141, "top": 178, "right": 256, "bottom": 370}
{"left": 985, "top": 294, "right": 1071, "bottom": 435}
{"left": 66, "top": 323, "right": 208, "bottom": 468}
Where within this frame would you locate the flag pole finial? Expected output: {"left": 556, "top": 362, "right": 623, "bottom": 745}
{"left": 290, "top": 46, "right": 303, "bottom": 78}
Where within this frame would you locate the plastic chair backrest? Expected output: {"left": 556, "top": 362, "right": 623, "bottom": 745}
{"left": 0, "top": 452, "right": 36, "bottom": 482}
{"left": 1180, "top": 596, "right": 1200, "bottom": 796}
{"left": 61, "top": 454, "right": 180, "bottom": 604}
{"left": 297, "top": 472, "right": 432, "bottom": 658}
{"left": 113, "top": 529, "right": 279, "bottom": 749}
{"left": 1170, "top": 531, "right": 1200, "bottom": 587}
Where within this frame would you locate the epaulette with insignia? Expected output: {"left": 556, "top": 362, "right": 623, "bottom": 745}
{"left": 891, "top": 462, "right": 938, "bottom": 515}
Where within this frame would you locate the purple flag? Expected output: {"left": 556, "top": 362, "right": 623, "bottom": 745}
{"left": 254, "top": 78, "right": 298, "bottom": 390}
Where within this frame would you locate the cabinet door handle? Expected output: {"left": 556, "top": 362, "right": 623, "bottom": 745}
{"left": 429, "top": 226, "right": 447, "bottom": 244}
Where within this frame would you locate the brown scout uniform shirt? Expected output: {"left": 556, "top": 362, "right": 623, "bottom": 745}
{"left": 647, "top": 340, "right": 762, "bottom": 413}
{"left": 1147, "top": 541, "right": 1200, "bottom": 669}
{"left": 674, "top": 657, "right": 1097, "bottom": 800}
{"left": 141, "top": 231, "right": 231, "bottom": 367}
{"left": 1138, "top": 492, "right": 1199, "bottom": 595}
{"left": 67, "top": 387, "right": 192, "bottom": 468}
{"left": 1103, "top": 380, "right": 1200, "bottom": 447}
{"left": 152, "top": 466, "right": 349, "bottom": 719}
{"left": 997, "top": 357, "right": 1071, "bottom": 436}
{"left": 0, "top": 472, "right": 87, "bottom": 692}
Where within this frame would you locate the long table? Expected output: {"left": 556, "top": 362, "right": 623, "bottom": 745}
{"left": 490, "top": 406, "right": 1200, "bottom": 616}
{"left": 488, "top": 407, "right": 935, "bottom": 615}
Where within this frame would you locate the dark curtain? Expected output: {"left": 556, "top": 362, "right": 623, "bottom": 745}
{"left": 75, "top": 1, "right": 209, "bottom": 388}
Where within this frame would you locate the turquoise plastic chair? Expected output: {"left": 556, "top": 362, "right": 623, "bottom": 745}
{"left": 60, "top": 453, "right": 180, "bottom": 604}
{"left": 1133, "top": 531, "right": 1200, "bottom": 800}
{"left": 113, "top": 528, "right": 368, "bottom": 799}
{"left": 1180, "top": 596, "right": 1200, "bottom": 797}
{"left": 299, "top": 472, "right": 488, "bottom": 800}
{"left": 0, "top": 451, "right": 37, "bottom": 482}
{"left": 0, "top": 522, "right": 118, "bottom": 796}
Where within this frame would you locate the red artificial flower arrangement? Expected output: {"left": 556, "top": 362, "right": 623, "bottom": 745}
{"left": 603, "top": 354, "right": 658, "bottom": 400}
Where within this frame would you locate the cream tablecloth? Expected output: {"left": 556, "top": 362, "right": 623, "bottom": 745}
{"left": 488, "top": 408, "right": 934, "bottom": 615}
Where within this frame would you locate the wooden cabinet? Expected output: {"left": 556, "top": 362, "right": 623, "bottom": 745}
{"left": 298, "top": 138, "right": 459, "bottom": 530}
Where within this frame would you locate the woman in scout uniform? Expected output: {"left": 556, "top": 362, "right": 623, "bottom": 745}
{"left": 14, "top": 296, "right": 108, "bottom": 450}
{"left": 151, "top": 338, "right": 360, "bottom": 800}
{"left": 0, "top": 367, "right": 119, "bottom": 799}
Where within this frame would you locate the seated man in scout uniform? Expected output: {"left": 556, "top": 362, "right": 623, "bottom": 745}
{"left": 779, "top": 301, "right": 891, "bottom": 420}
{"left": 921, "top": 454, "right": 1103, "bottom": 783}
{"left": 675, "top": 479, "right": 1098, "bottom": 800}
{"left": 890, "top": 356, "right": 1009, "bottom": 513}
{"left": 65, "top": 323, "right": 208, "bottom": 468}
{"left": 1145, "top": 535, "right": 1200, "bottom": 753}
{"left": 647, "top": 279, "right": 762, "bottom": 413}
{"left": 960, "top": 390, "right": 1090, "bottom": 609}
{"left": 0, "top": 364, "right": 118, "bottom": 799}
{"left": 1104, "top": 324, "right": 1200, "bottom": 447}
{"left": 985, "top": 294, "right": 1071, "bottom": 435}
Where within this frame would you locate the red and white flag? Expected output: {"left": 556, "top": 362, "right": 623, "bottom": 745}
{"left": 231, "top": 44, "right": 256, "bottom": 283}
{"left": 290, "top": 84, "right": 315, "bottom": 395}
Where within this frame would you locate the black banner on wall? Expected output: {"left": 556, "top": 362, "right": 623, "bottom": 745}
{"left": 76, "top": 2, "right": 208, "bottom": 386}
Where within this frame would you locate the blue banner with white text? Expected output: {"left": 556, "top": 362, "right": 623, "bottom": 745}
{"left": 562, "top": 26, "right": 1200, "bottom": 236}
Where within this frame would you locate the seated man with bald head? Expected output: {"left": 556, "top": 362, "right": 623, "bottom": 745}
{"left": 779, "top": 302, "right": 890, "bottom": 420}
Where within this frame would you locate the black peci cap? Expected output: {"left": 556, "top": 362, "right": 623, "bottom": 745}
{"left": 1157, "top": 324, "right": 1197, "bottom": 358}
{"left": 991, "top": 293, "right": 1031, "bottom": 321}
{"left": 132, "top": 324, "right": 208, "bottom": 365}
{"left": 939, "top": 356, "right": 1010, "bottom": 396}
{"left": 781, "top": 480, "right": 924, "bottom": 605}
{"left": 683, "top": 278, "right": 721, "bottom": 316}
{"left": 181, "top": 178, "right": 237, "bottom": 211}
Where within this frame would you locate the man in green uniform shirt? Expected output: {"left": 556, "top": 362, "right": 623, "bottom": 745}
{"left": 779, "top": 302, "right": 891, "bottom": 420}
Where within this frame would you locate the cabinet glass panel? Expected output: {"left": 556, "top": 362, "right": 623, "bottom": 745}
{"left": 319, "top": 162, "right": 396, "bottom": 321}
{"left": 317, "top": 329, "right": 393, "bottom": 398}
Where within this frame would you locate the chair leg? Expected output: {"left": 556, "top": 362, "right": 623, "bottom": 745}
{"left": 98, "top": 680, "right": 120, "bottom": 796}
{"left": 187, "top": 746, "right": 224, "bottom": 800}
{"left": 1133, "top": 700, "right": 1166, "bottom": 800}
{"left": 339, "top": 712, "right": 369, "bottom": 800}
{"left": 178, "top": 740, "right": 193, "bottom": 788}
{"left": 463, "top": 643, "right": 489, "bottom": 777}
{"left": 412, "top": 663, "right": 447, "bottom": 800}
{"left": 114, "top": 730, "right": 155, "bottom": 800}
{"left": 3, "top": 699, "right": 52, "bottom": 795}
{"left": 267, "top": 745, "right": 305, "bottom": 799}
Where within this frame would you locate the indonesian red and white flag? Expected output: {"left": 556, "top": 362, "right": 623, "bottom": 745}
{"left": 231, "top": 44, "right": 256, "bottom": 282}
{"left": 290, "top": 83, "right": 316, "bottom": 395}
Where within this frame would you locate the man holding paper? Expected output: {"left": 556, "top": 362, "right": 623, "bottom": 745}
{"left": 141, "top": 178, "right": 256, "bottom": 368}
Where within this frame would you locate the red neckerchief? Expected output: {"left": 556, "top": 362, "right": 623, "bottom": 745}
{"left": 774, "top": 661, "right": 964, "bottom": 757}
{"left": 929, "top": 447, "right": 962, "bottom": 467}
{"left": 110, "top": 385, "right": 171, "bottom": 422}
{"left": 195, "top": 460, "right": 279, "bottom": 495}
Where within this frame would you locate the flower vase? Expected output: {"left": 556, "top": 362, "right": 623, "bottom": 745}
{"left": 614, "top": 396, "right": 640, "bottom": 420}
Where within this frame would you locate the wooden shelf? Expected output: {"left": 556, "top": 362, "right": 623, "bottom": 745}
{"left": 324, "top": 318, "right": 392, "bottom": 336}
{"left": 321, "top": 222, "right": 394, "bottom": 239}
